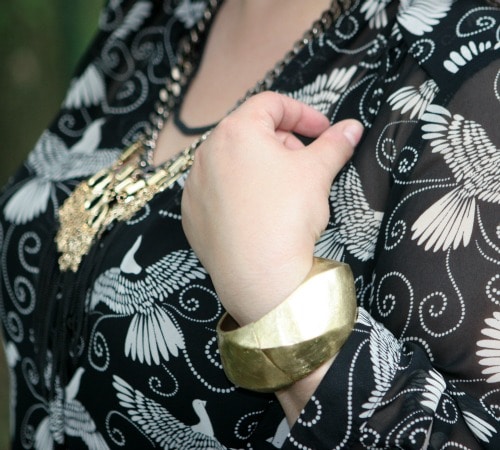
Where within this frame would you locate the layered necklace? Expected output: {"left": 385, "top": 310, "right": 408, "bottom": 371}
{"left": 55, "top": 0, "right": 351, "bottom": 273}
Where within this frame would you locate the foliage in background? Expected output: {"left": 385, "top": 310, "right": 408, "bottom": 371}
{"left": 0, "top": 0, "right": 103, "bottom": 447}
{"left": 0, "top": 0, "right": 103, "bottom": 185}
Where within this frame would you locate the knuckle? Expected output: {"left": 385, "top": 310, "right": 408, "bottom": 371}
{"left": 252, "top": 91, "right": 281, "bottom": 104}
{"left": 214, "top": 114, "right": 241, "bottom": 140}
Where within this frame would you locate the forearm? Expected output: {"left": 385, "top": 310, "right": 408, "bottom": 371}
{"left": 284, "top": 309, "right": 499, "bottom": 449}
{"left": 275, "top": 356, "right": 336, "bottom": 425}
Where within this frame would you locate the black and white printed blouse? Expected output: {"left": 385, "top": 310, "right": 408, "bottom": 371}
{"left": 1, "top": 0, "right": 499, "bottom": 448}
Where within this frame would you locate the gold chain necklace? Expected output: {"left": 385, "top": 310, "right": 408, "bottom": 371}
{"left": 56, "top": 0, "right": 350, "bottom": 273}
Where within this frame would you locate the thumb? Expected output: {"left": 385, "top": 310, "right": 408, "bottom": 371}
{"left": 307, "top": 119, "right": 363, "bottom": 180}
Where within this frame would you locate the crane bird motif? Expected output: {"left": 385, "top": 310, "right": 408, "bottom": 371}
{"left": 113, "top": 375, "right": 227, "bottom": 449}
{"left": 315, "top": 164, "right": 384, "bottom": 262}
{"left": 34, "top": 368, "right": 109, "bottom": 450}
{"left": 89, "top": 236, "right": 207, "bottom": 365}
{"left": 412, "top": 105, "right": 500, "bottom": 251}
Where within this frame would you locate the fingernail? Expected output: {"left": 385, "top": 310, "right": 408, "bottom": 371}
{"left": 343, "top": 121, "right": 364, "bottom": 146}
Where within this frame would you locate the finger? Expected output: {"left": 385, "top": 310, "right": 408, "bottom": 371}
{"left": 307, "top": 119, "right": 364, "bottom": 178}
{"left": 275, "top": 130, "right": 307, "bottom": 150}
{"left": 241, "top": 92, "right": 330, "bottom": 138}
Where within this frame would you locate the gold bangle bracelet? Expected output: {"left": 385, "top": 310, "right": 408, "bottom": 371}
{"left": 216, "top": 257, "right": 357, "bottom": 393}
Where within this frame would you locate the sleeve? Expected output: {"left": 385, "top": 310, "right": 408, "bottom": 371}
{"left": 284, "top": 59, "right": 500, "bottom": 448}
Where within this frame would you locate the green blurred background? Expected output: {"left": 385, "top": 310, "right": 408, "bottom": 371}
{"left": 0, "top": 0, "right": 103, "bottom": 447}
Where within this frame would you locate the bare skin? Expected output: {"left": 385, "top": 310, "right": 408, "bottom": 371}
{"left": 182, "top": 92, "right": 363, "bottom": 424}
{"left": 155, "top": 0, "right": 363, "bottom": 426}
{"left": 154, "top": 0, "right": 332, "bottom": 165}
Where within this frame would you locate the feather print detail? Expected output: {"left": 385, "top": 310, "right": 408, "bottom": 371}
{"left": 360, "top": 319, "right": 401, "bottom": 419}
{"left": 477, "top": 311, "right": 500, "bottom": 383}
{"left": 357, "top": 307, "right": 373, "bottom": 328}
{"left": 412, "top": 187, "right": 476, "bottom": 251}
{"left": 397, "top": 0, "right": 453, "bottom": 36}
{"left": 412, "top": 105, "right": 500, "bottom": 251}
{"left": 175, "top": 0, "right": 207, "bottom": 28}
{"left": 63, "top": 64, "right": 105, "bottom": 109}
{"left": 111, "top": 1, "right": 153, "bottom": 40}
{"left": 315, "top": 164, "right": 383, "bottom": 261}
{"left": 360, "top": 0, "right": 391, "bottom": 29}
{"left": 1, "top": 1, "right": 499, "bottom": 448}
{"left": 288, "top": 66, "right": 357, "bottom": 116}
{"left": 419, "top": 369, "right": 446, "bottom": 413}
{"left": 387, "top": 79, "right": 439, "bottom": 119}
{"left": 463, "top": 411, "right": 496, "bottom": 443}
{"left": 443, "top": 41, "right": 494, "bottom": 74}
{"left": 3, "top": 121, "right": 119, "bottom": 225}
{"left": 34, "top": 369, "right": 109, "bottom": 450}
{"left": 113, "top": 376, "right": 227, "bottom": 449}
{"left": 90, "top": 236, "right": 206, "bottom": 365}
{"left": 4, "top": 178, "right": 52, "bottom": 226}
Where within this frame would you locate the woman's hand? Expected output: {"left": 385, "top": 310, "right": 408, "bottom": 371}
{"left": 182, "top": 92, "right": 362, "bottom": 326}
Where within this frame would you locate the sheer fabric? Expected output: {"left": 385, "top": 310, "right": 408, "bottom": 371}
{"left": 1, "top": 0, "right": 499, "bottom": 448}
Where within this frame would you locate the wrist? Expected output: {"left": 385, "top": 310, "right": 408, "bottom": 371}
{"left": 216, "top": 257, "right": 357, "bottom": 393}
{"left": 275, "top": 355, "right": 336, "bottom": 425}
{"left": 214, "top": 256, "right": 314, "bottom": 326}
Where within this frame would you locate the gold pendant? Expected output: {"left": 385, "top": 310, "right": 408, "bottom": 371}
{"left": 55, "top": 141, "right": 194, "bottom": 272}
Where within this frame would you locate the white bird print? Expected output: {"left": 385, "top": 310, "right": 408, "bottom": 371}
{"left": 3, "top": 119, "right": 119, "bottom": 225}
{"left": 453, "top": 384, "right": 498, "bottom": 443}
{"left": 387, "top": 79, "right": 439, "bottom": 119}
{"left": 412, "top": 105, "right": 500, "bottom": 252}
{"left": 463, "top": 410, "right": 497, "bottom": 443}
{"left": 397, "top": 0, "right": 453, "bottom": 36}
{"left": 477, "top": 311, "right": 500, "bottom": 383}
{"left": 315, "top": 164, "right": 384, "bottom": 262}
{"left": 70, "top": 118, "right": 107, "bottom": 154}
{"left": 113, "top": 375, "right": 226, "bottom": 449}
{"left": 89, "top": 236, "right": 207, "bottom": 365}
{"left": 35, "top": 368, "right": 109, "bottom": 450}
{"left": 174, "top": 0, "right": 207, "bottom": 28}
{"left": 266, "top": 417, "right": 290, "bottom": 448}
{"left": 63, "top": 64, "right": 105, "bottom": 109}
{"left": 4, "top": 341, "right": 20, "bottom": 368}
{"left": 5, "top": 342, "right": 20, "bottom": 437}
{"left": 416, "top": 368, "right": 497, "bottom": 443}
{"left": 288, "top": 66, "right": 357, "bottom": 116}
{"left": 419, "top": 369, "right": 446, "bottom": 414}
{"left": 110, "top": 1, "right": 153, "bottom": 40}
{"left": 443, "top": 41, "right": 494, "bottom": 75}
{"left": 360, "top": 0, "right": 391, "bottom": 29}
{"left": 360, "top": 319, "right": 401, "bottom": 419}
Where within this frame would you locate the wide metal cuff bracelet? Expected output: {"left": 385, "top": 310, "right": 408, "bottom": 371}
{"left": 216, "top": 257, "right": 357, "bottom": 393}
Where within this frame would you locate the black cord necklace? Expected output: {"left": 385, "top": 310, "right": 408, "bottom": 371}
{"left": 55, "top": 0, "right": 349, "bottom": 274}
{"left": 172, "top": 102, "right": 218, "bottom": 136}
